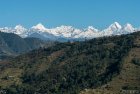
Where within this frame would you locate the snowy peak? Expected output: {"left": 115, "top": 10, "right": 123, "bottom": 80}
{"left": 108, "top": 22, "right": 122, "bottom": 31}
{"left": 87, "top": 26, "right": 96, "bottom": 30}
{"left": 55, "top": 25, "right": 74, "bottom": 32}
{"left": 86, "top": 26, "right": 99, "bottom": 32}
{"left": 123, "top": 23, "right": 134, "bottom": 32}
{"left": 49, "top": 25, "right": 82, "bottom": 38}
{"left": 14, "top": 25, "right": 27, "bottom": 33}
{"left": 15, "top": 25, "right": 26, "bottom": 30}
{"left": 32, "top": 23, "right": 46, "bottom": 31}
{"left": 13, "top": 25, "right": 28, "bottom": 37}
{"left": 102, "top": 22, "right": 122, "bottom": 36}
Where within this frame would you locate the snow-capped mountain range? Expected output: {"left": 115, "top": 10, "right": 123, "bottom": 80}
{"left": 0, "top": 22, "right": 139, "bottom": 41}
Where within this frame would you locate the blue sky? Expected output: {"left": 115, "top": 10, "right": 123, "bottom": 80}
{"left": 0, "top": 0, "right": 139, "bottom": 29}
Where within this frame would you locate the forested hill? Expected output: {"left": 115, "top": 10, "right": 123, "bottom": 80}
{"left": 0, "top": 32, "right": 54, "bottom": 60}
{"left": 0, "top": 31, "right": 140, "bottom": 94}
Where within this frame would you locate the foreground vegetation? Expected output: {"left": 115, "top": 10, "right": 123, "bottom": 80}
{"left": 0, "top": 32, "right": 140, "bottom": 94}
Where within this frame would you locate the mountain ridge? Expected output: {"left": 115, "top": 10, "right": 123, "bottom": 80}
{"left": 0, "top": 22, "right": 138, "bottom": 41}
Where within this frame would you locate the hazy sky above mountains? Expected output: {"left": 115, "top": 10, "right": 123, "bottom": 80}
{"left": 0, "top": 0, "right": 139, "bottom": 29}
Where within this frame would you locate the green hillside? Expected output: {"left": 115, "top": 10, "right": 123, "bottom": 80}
{"left": 80, "top": 32, "right": 140, "bottom": 94}
{"left": 0, "top": 32, "right": 140, "bottom": 94}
